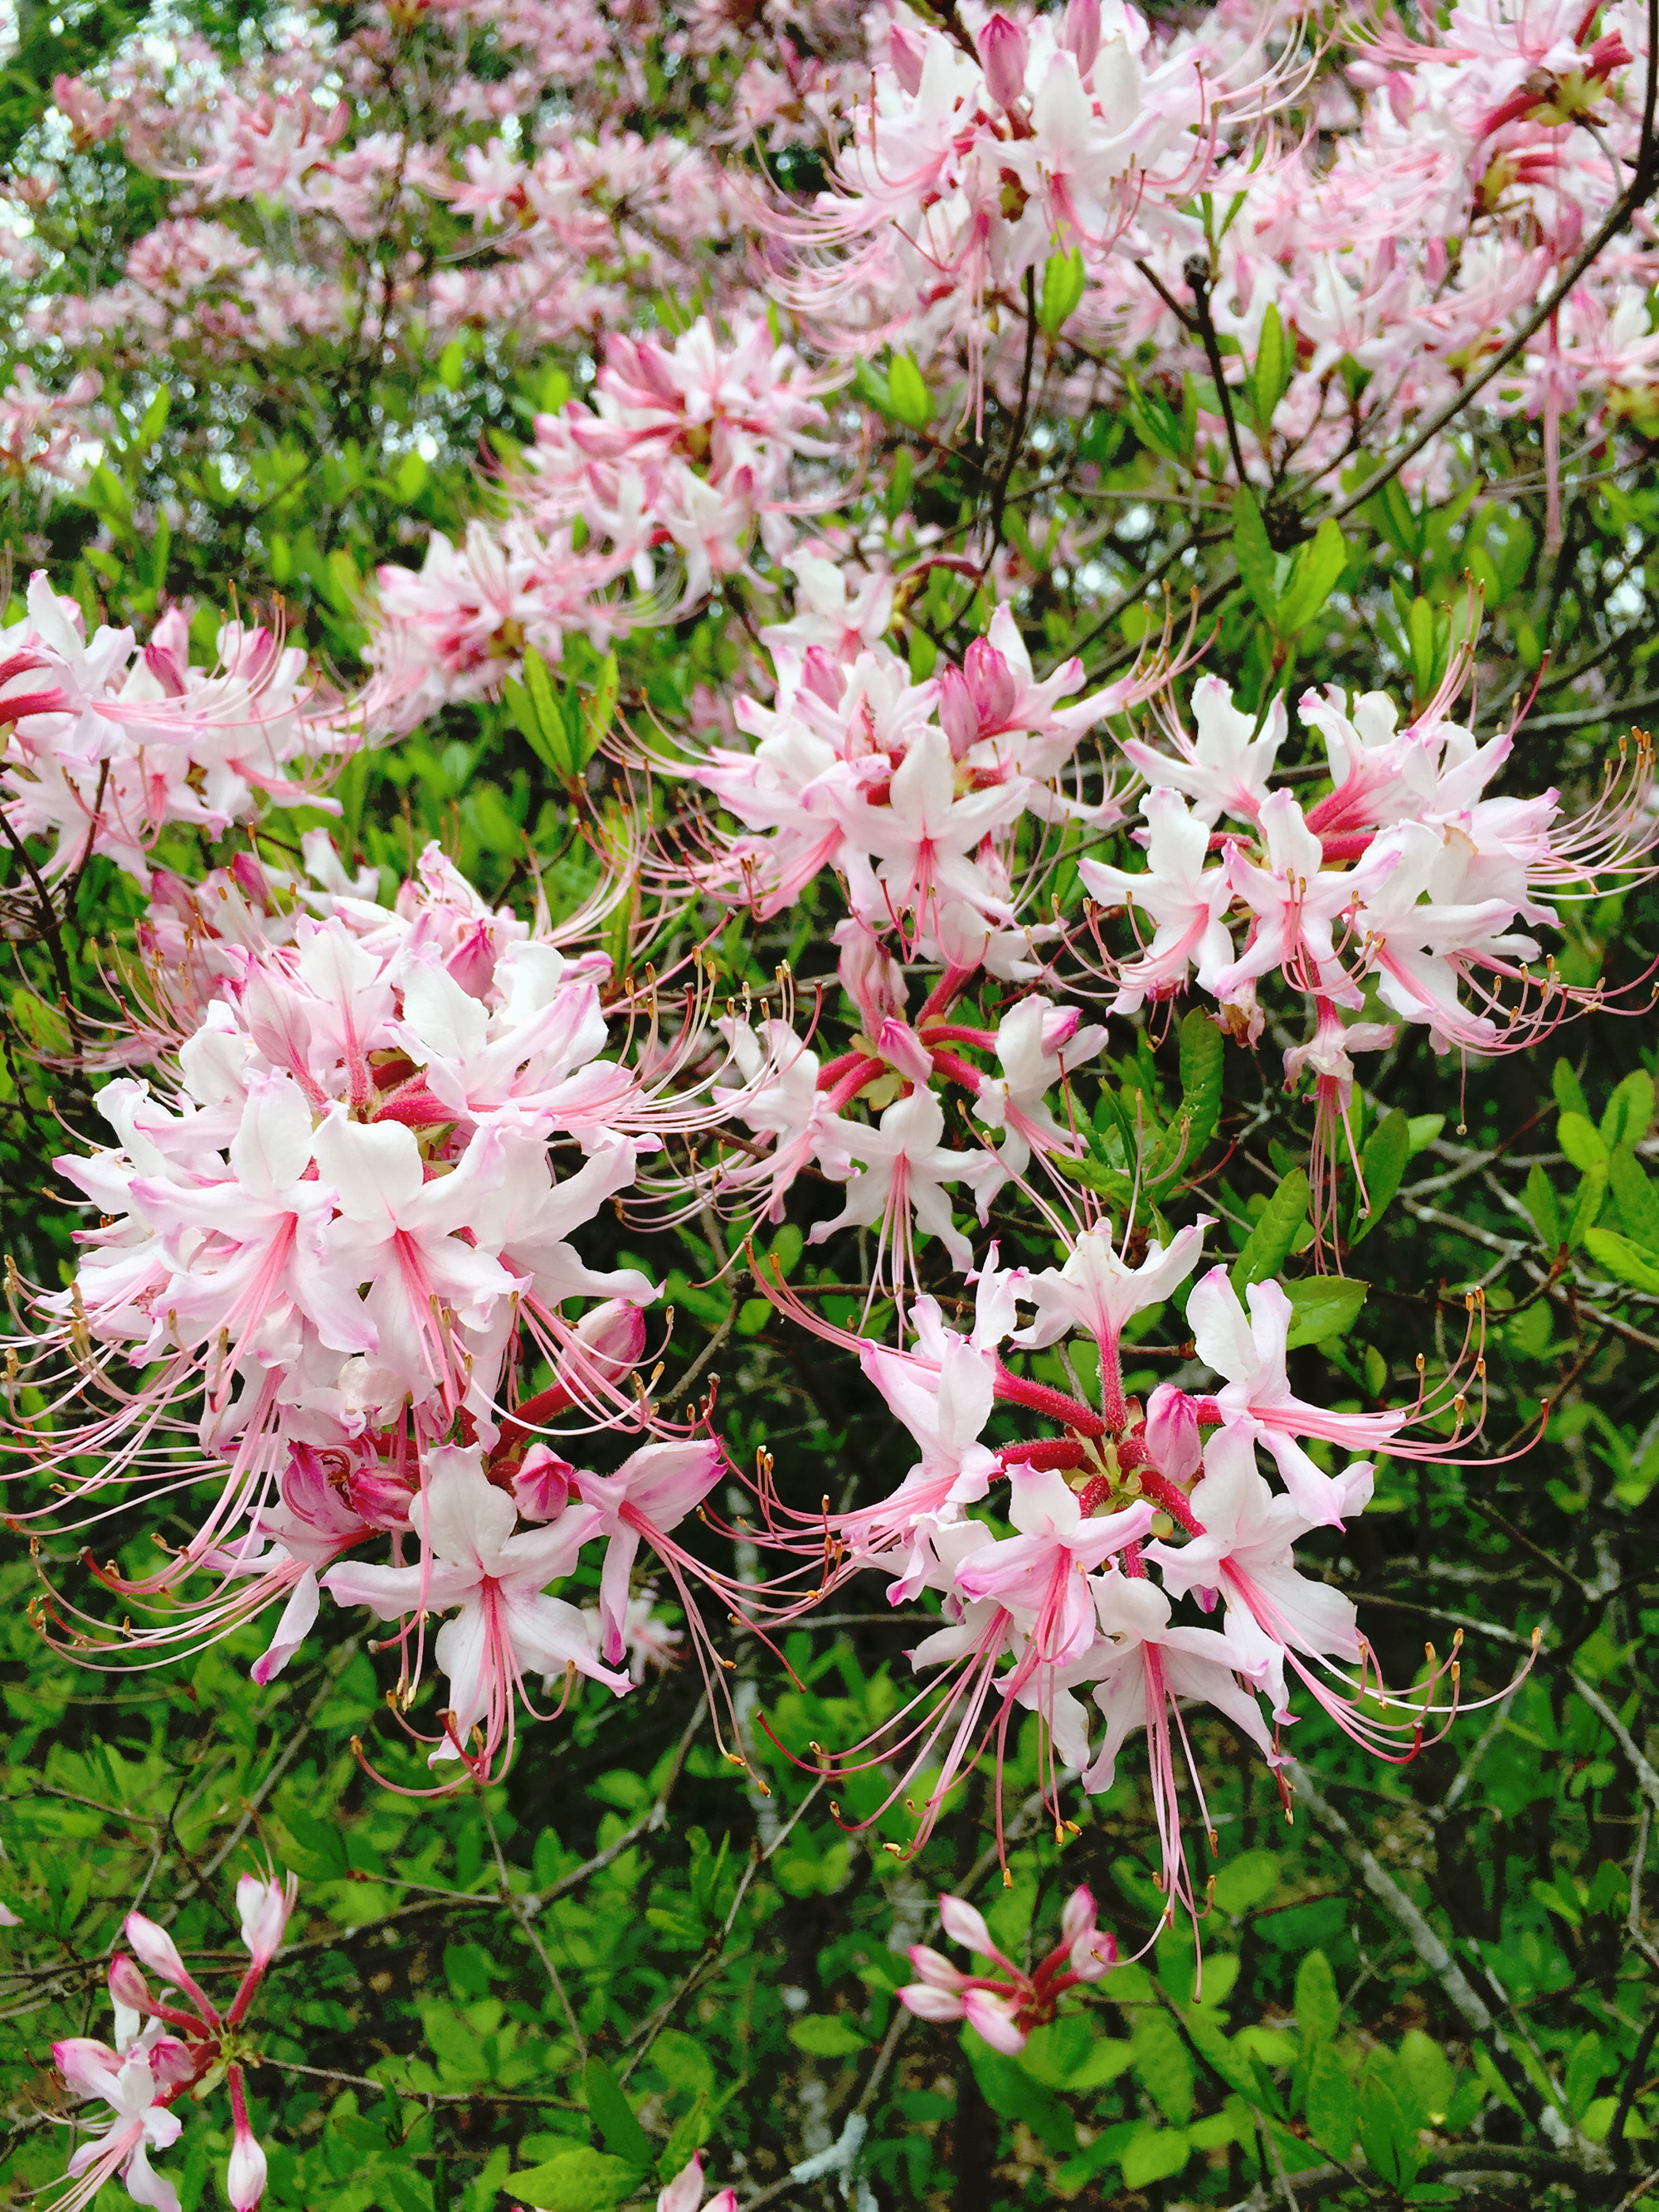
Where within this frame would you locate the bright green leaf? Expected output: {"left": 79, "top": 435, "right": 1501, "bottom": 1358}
{"left": 1232, "top": 1169, "right": 1311, "bottom": 1292}
{"left": 1275, "top": 518, "right": 1347, "bottom": 635}
{"left": 581, "top": 2059, "right": 653, "bottom": 2169}
{"left": 1559, "top": 1111, "right": 1610, "bottom": 1170}
{"left": 1583, "top": 1225, "right": 1659, "bottom": 1292}
{"left": 1039, "top": 246, "right": 1087, "bottom": 334}
{"left": 788, "top": 2015, "right": 868, "bottom": 2058}
{"left": 1283, "top": 1276, "right": 1368, "bottom": 1349}
{"left": 1121, "top": 2129, "right": 1190, "bottom": 2187}
{"left": 886, "top": 352, "right": 932, "bottom": 428}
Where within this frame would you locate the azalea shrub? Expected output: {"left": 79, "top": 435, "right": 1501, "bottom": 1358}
{"left": 4, "top": 2, "right": 1659, "bottom": 2209}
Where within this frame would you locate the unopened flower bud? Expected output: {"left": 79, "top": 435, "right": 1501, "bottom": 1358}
{"left": 963, "top": 636, "right": 1015, "bottom": 727}
{"left": 800, "top": 645, "right": 846, "bottom": 707}
{"left": 1145, "top": 1384, "right": 1203, "bottom": 1483}
{"left": 877, "top": 1018, "right": 934, "bottom": 1087}
{"left": 888, "top": 20, "right": 926, "bottom": 95}
{"left": 227, "top": 2125, "right": 269, "bottom": 2212}
{"left": 236, "top": 1874, "right": 295, "bottom": 1970}
{"left": 124, "top": 1912, "right": 187, "bottom": 1986}
{"left": 977, "top": 12, "right": 1028, "bottom": 109}
{"left": 1061, "top": 0, "right": 1100, "bottom": 74}
{"left": 513, "top": 1444, "right": 576, "bottom": 1521}
{"left": 107, "top": 1956, "right": 154, "bottom": 2016}
{"left": 936, "top": 665, "right": 980, "bottom": 757}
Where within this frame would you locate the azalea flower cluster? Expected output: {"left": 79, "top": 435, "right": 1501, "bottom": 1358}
{"left": 10, "top": 827, "right": 752, "bottom": 1780}
{"left": 368, "top": 317, "right": 839, "bottom": 730}
{"left": 49, "top": 1870, "right": 294, "bottom": 2212}
{"left": 749, "top": 1208, "right": 1482, "bottom": 1925}
{"left": 786, "top": 0, "right": 1659, "bottom": 509}
{"left": 0, "top": 576, "right": 354, "bottom": 892}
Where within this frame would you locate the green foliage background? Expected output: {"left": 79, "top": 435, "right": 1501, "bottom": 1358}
{"left": 2, "top": 5, "right": 1659, "bottom": 2210}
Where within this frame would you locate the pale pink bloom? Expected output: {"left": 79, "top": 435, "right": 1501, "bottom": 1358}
{"left": 972, "top": 996, "right": 1107, "bottom": 1189}
{"left": 569, "top": 1440, "right": 725, "bottom": 1668}
{"left": 1146, "top": 1423, "right": 1362, "bottom": 1719}
{"left": 1082, "top": 1571, "right": 1279, "bottom": 1928}
{"left": 51, "top": 2041, "right": 184, "bottom": 2212}
{"left": 321, "top": 1446, "right": 627, "bottom": 1766}
{"left": 1186, "top": 1267, "right": 1394, "bottom": 1527}
{"left": 898, "top": 1884, "right": 1116, "bottom": 2054}
{"left": 953, "top": 1467, "right": 1155, "bottom": 1665}
{"left": 1011, "top": 1217, "right": 1212, "bottom": 1425}
{"left": 1122, "top": 679, "right": 1286, "bottom": 829}
{"left": 809, "top": 1087, "right": 1000, "bottom": 1282}
{"left": 1079, "top": 786, "right": 1235, "bottom": 1013}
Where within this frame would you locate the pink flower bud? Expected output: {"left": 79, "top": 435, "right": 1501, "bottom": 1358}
{"left": 1145, "top": 1384, "right": 1202, "bottom": 1484}
{"left": 235, "top": 1874, "right": 296, "bottom": 1970}
{"left": 834, "top": 916, "right": 907, "bottom": 1030}
{"left": 1061, "top": 0, "right": 1100, "bottom": 74}
{"left": 571, "top": 1298, "right": 648, "bottom": 1381}
{"left": 445, "top": 921, "right": 497, "bottom": 999}
{"left": 877, "top": 1018, "right": 935, "bottom": 1086}
{"left": 1040, "top": 1004, "right": 1081, "bottom": 1053}
{"left": 124, "top": 1913, "right": 187, "bottom": 1986}
{"left": 962, "top": 1986, "right": 1027, "bottom": 2053}
{"left": 108, "top": 1956, "right": 155, "bottom": 2015}
{"left": 936, "top": 665, "right": 980, "bottom": 757}
{"left": 800, "top": 645, "right": 846, "bottom": 707}
{"left": 977, "top": 12, "right": 1028, "bottom": 109}
{"left": 227, "top": 2125, "right": 268, "bottom": 2212}
{"left": 963, "top": 637, "right": 1016, "bottom": 727}
{"left": 938, "top": 1893, "right": 997, "bottom": 1957}
{"left": 513, "top": 1444, "right": 576, "bottom": 1521}
{"left": 888, "top": 21, "right": 926, "bottom": 95}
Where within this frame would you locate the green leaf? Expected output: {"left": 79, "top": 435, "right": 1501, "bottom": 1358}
{"left": 1231, "top": 1169, "right": 1311, "bottom": 1293}
{"left": 1131, "top": 2010, "right": 1194, "bottom": 2126}
{"left": 1232, "top": 486, "right": 1279, "bottom": 622}
{"left": 1180, "top": 1009, "right": 1224, "bottom": 1129}
{"left": 1305, "top": 2046, "right": 1355, "bottom": 2157}
{"left": 1553, "top": 1059, "right": 1591, "bottom": 1120}
{"left": 1559, "top": 1111, "right": 1609, "bottom": 1170}
{"left": 504, "top": 2151, "right": 644, "bottom": 2212}
{"left": 1039, "top": 246, "right": 1087, "bottom": 334}
{"left": 1126, "top": 375, "right": 1187, "bottom": 463}
{"left": 1397, "top": 2030, "right": 1457, "bottom": 2129}
{"left": 1407, "top": 1112, "right": 1444, "bottom": 1156}
{"left": 788, "top": 2015, "right": 868, "bottom": 2057}
{"left": 1583, "top": 1226, "right": 1659, "bottom": 1294}
{"left": 1609, "top": 1144, "right": 1659, "bottom": 1252}
{"left": 1523, "top": 1161, "right": 1562, "bottom": 1250}
{"left": 1406, "top": 594, "right": 1438, "bottom": 700}
{"left": 1275, "top": 518, "right": 1347, "bottom": 635}
{"left": 1357, "top": 2069, "right": 1420, "bottom": 2190}
{"left": 1212, "top": 1850, "right": 1279, "bottom": 1915}
{"left": 581, "top": 2059, "right": 653, "bottom": 2169}
{"left": 1248, "top": 302, "right": 1289, "bottom": 433}
{"left": 886, "top": 352, "right": 932, "bottom": 429}
{"left": 1350, "top": 1107, "right": 1410, "bottom": 1245}
{"left": 1283, "top": 1276, "right": 1368, "bottom": 1349}
{"left": 396, "top": 449, "right": 429, "bottom": 504}
{"left": 1296, "top": 1950, "right": 1340, "bottom": 2050}
{"left": 583, "top": 652, "right": 620, "bottom": 760}
{"left": 1603, "top": 1070, "right": 1654, "bottom": 1149}
{"left": 1568, "top": 1162, "right": 1608, "bottom": 1249}
{"left": 438, "top": 340, "right": 465, "bottom": 391}
{"left": 1121, "top": 2129, "right": 1190, "bottom": 2187}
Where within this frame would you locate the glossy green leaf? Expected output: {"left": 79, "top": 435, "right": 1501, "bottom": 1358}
{"left": 1283, "top": 1276, "right": 1368, "bottom": 1349}
{"left": 885, "top": 352, "right": 932, "bottom": 428}
{"left": 1275, "top": 518, "right": 1348, "bottom": 634}
{"left": 1233, "top": 485, "right": 1279, "bottom": 620}
{"left": 1232, "top": 1169, "right": 1311, "bottom": 1292}
{"left": 1350, "top": 1107, "right": 1410, "bottom": 1245}
{"left": 1584, "top": 1225, "right": 1659, "bottom": 1292}
{"left": 1121, "top": 2128, "right": 1190, "bottom": 2187}
{"left": 505, "top": 2151, "right": 644, "bottom": 2212}
{"left": 581, "top": 2059, "right": 653, "bottom": 2168}
{"left": 1038, "top": 246, "right": 1087, "bottom": 334}
{"left": 1568, "top": 1161, "right": 1608, "bottom": 1248}
{"left": 1609, "top": 1143, "right": 1659, "bottom": 1252}
{"left": 1524, "top": 1160, "right": 1562, "bottom": 1249}
{"left": 1559, "top": 1111, "right": 1610, "bottom": 1170}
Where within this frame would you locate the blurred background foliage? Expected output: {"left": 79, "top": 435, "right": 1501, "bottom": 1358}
{"left": 3, "top": 3, "right": 1659, "bottom": 2210}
